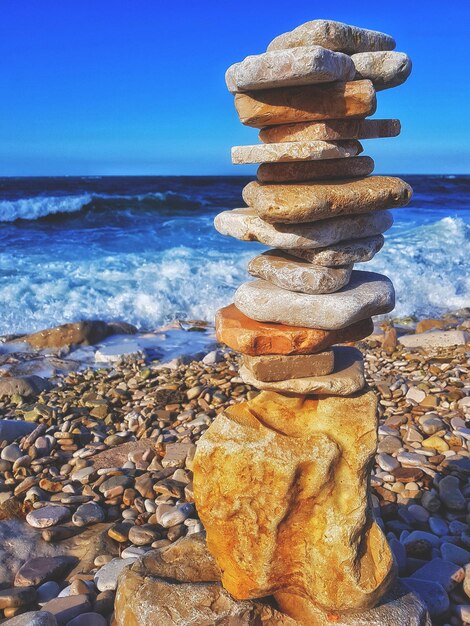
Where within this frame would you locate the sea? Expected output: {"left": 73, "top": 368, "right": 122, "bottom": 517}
{"left": 0, "top": 175, "right": 468, "bottom": 337}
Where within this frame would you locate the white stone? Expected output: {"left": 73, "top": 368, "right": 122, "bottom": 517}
{"left": 231, "top": 139, "right": 362, "bottom": 165}
{"left": 234, "top": 271, "right": 395, "bottom": 330}
{"left": 351, "top": 51, "right": 412, "bottom": 91}
{"left": 94, "top": 557, "right": 137, "bottom": 592}
{"left": 226, "top": 45, "right": 355, "bottom": 93}
{"left": 214, "top": 208, "right": 393, "bottom": 250}
{"left": 26, "top": 506, "right": 71, "bottom": 528}
{"left": 406, "top": 387, "right": 427, "bottom": 404}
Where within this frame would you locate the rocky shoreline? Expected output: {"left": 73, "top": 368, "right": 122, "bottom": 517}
{"left": 0, "top": 311, "right": 468, "bottom": 624}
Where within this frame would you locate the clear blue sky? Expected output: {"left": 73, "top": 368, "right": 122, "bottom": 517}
{"left": 1, "top": 0, "right": 469, "bottom": 176}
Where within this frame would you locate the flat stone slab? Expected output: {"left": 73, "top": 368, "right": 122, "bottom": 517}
{"left": 232, "top": 139, "right": 362, "bottom": 165}
{"left": 26, "top": 506, "right": 71, "bottom": 529}
{"left": 258, "top": 155, "right": 374, "bottom": 183}
{"left": 15, "top": 556, "right": 77, "bottom": 587}
{"left": 234, "top": 271, "right": 395, "bottom": 330}
{"left": 242, "top": 350, "right": 334, "bottom": 382}
{"left": 288, "top": 235, "right": 384, "bottom": 266}
{"left": 267, "top": 19, "right": 396, "bottom": 54}
{"left": 234, "top": 80, "right": 376, "bottom": 127}
{"left": 259, "top": 119, "right": 401, "bottom": 143}
{"left": 243, "top": 177, "right": 412, "bottom": 223}
{"left": 240, "top": 346, "right": 365, "bottom": 395}
{"left": 248, "top": 250, "right": 353, "bottom": 294}
{"left": 399, "top": 330, "right": 470, "bottom": 348}
{"left": 226, "top": 45, "right": 355, "bottom": 93}
{"left": 352, "top": 51, "right": 412, "bottom": 91}
{"left": 214, "top": 208, "right": 393, "bottom": 249}
{"left": 41, "top": 595, "right": 91, "bottom": 626}
{"left": 216, "top": 304, "right": 373, "bottom": 355}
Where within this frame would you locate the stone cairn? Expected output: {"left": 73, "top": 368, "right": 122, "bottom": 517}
{"left": 193, "top": 19, "right": 426, "bottom": 625}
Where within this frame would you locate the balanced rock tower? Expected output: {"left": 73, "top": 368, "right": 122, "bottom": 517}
{"left": 192, "top": 19, "right": 430, "bottom": 626}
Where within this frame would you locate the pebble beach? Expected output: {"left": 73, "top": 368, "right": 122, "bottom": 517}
{"left": 0, "top": 312, "right": 467, "bottom": 624}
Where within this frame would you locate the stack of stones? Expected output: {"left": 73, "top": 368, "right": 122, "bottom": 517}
{"left": 215, "top": 19, "right": 413, "bottom": 398}
{"left": 193, "top": 20, "right": 428, "bottom": 626}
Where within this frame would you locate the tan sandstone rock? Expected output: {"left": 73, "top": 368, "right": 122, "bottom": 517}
{"left": 234, "top": 80, "right": 376, "bottom": 127}
{"left": 226, "top": 45, "right": 355, "bottom": 93}
{"left": 242, "top": 350, "right": 334, "bottom": 382}
{"left": 216, "top": 304, "right": 373, "bottom": 355}
{"left": 234, "top": 271, "right": 395, "bottom": 330}
{"left": 193, "top": 389, "right": 395, "bottom": 614}
{"left": 114, "top": 534, "right": 296, "bottom": 626}
{"left": 248, "top": 250, "right": 353, "bottom": 294}
{"left": 259, "top": 119, "right": 401, "bottom": 143}
{"left": 114, "top": 533, "right": 429, "bottom": 626}
{"left": 267, "top": 20, "right": 396, "bottom": 54}
{"left": 243, "top": 176, "right": 412, "bottom": 223}
{"left": 232, "top": 139, "right": 362, "bottom": 165}
{"left": 214, "top": 208, "right": 393, "bottom": 249}
{"left": 289, "top": 235, "right": 384, "bottom": 266}
{"left": 352, "top": 51, "right": 412, "bottom": 91}
{"left": 258, "top": 155, "right": 374, "bottom": 183}
{"left": 240, "top": 346, "right": 365, "bottom": 395}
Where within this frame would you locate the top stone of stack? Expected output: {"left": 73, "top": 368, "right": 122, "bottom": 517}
{"left": 267, "top": 19, "right": 396, "bottom": 54}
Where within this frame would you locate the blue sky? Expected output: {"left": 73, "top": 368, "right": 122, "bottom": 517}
{"left": 1, "top": 0, "right": 469, "bottom": 175}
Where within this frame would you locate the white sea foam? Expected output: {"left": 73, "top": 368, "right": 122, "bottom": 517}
{"left": 368, "top": 216, "right": 470, "bottom": 318}
{"left": 0, "top": 190, "right": 201, "bottom": 222}
{"left": 0, "top": 217, "right": 468, "bottom": 335}
{"left": 0, "top": 194, "right": 93, "bottom": 221}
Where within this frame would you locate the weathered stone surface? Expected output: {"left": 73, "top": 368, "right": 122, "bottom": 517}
{"left": 214, "top": 207, "right": 393, "bottom": 249}
{"left": 242, "top": 350, "right": 334, "bottom": 382}
{"left": 194, "top": 389, "right": 395, "bottom": 613}
{"left": 15, "top": 556, "right": 77, "bottom": 587}
{"left": 114, "top": 534, "right": 296, "bottom": 626}
{"left": 258, "top": 155, "right": 374, "bottom": 183}
{"left": 94, "top": 557, "right": 137, "bottom": 592}
{"left": 2, "top": 612, "right": 58, "bottom": 626}
{"left": 248, "top": 250, "right": 353, "bottom": 294}
{"left": 267, "top": 20, "right": 396, "bottom": 54}
{"left": 235, "top": 271, "right": 395, "bottom": 330}
{"left": 232, "top": 139, "right": 362, "bottom": 165}
{"left": 26, "top": 506, "right": 70, "bottom": 529}
{"left": 20, "top": 320, "right": 137, "bottom": 350}
{"left": 243, "top": 177, "right": 412, "bottom": 223}
{"left": 234, "top": 80, "right": 376, "bottom": 127}
{"left": 399, "top": 330, "right": 470, "bottom": 349}
{"left": 352, "top": 51, "right": 412, "bottom": 90}
{"left": 0, "top": 376, "right": 50, "bottom": 398}
{"left": 226, "top": 45, "right": 355, "bottom": 93}
{"left": 41, "top": 595, "right": 91, "bottom": 626}
{"left": 115, "top": 534, "right": 428, "bottom": 626}
{"left": 240, "top": 346, "right": 365, "bottom": 395}
{"left": 259, "top": 118, "right": 400, "bottom": 143}
{"left": 216, "top": 304, "right": 373, "bottom": 355}
{"left": 288, "top": 235, "right": 384, "bottom": 266}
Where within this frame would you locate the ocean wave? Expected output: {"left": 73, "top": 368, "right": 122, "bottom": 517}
{"left": 0, "top": 215, "right": 468, "bottom": 336}
{"left": 369, "top": 216, "right": 470, "bottom": 318}
{"left": 0, "top": 191, "right": 204, "bottom": 222}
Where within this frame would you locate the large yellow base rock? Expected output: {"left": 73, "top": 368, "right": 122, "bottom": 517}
{"left": 193, "top": 390, "right": 395, "bottom": 621}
